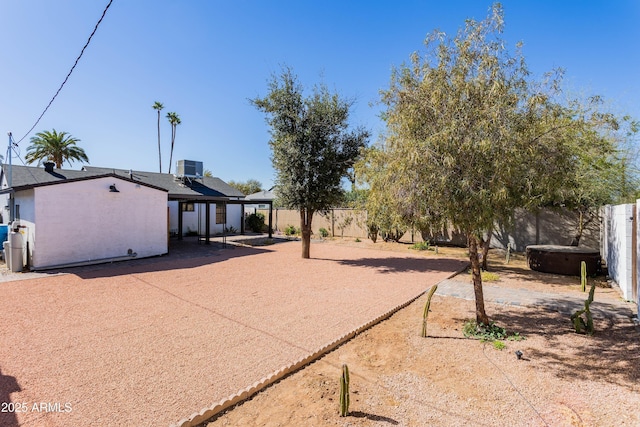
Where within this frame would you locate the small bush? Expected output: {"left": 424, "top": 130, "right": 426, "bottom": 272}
{"left": 410, "top": 241, "right": 431, "bottom": 251}
{"left": 319, "top": 227, "right": 329, "bottom": 238}
{"left": 284, "top": 225, "right": 298, "bottom": 236}
{"left": 463, "top": 320, "right": 524, "bottom": 343}
{"left": 355, "top": 238, "right": 361, "bottom": 242}
{"left": 468, "top": 269, "right": 500, "bottom": 282}
{"left": 246, "top": 213, "right": 266, "bottom": 233}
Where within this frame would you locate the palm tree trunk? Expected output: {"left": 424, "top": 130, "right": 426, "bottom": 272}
{"left": 168, "top": 125, "right": 175, "bottom": 174}
{"left": 157, "top": 111, "right": 162, "bottom": 173}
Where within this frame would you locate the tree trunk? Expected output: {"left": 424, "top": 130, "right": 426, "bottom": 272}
{"left": 157, "top": 111, "right": 162, "bottom": 173}
{"left": 570, "top": 210, "right": 584, "bottom": 246}
{"left": 300, "top": 208, "right": 314, "bottom": 259}
{"left": 469, "top": 234, "right": 490, "bottom": 325}
{"left": 168, "top": 126, "right": 175, "bottom": 174}
{"left": 480, "top": 228, "right": 492, "bottom": 271}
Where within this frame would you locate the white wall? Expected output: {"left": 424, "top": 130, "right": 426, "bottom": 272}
{"left": 12, "top": 189, "right": 36, "bottom": 266}
{"left": 168, "top": 202, "right": 242, "bottom": 236}
{"left": 30, "top": 177, "right": 167, "bottom": 269}
{"left": 604, "top": 204, "right": 634, "bottom": 301}
{"left": 636, "top": 202, "right": 640, "bottom": 309}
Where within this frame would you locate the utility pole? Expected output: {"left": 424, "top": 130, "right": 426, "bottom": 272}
{"left": 7, "top": 132, "right": 14, "bottom": 222}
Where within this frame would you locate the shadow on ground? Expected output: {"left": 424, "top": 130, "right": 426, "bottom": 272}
{"left": 44, "top": 239, "right": 274, "bottom": 279}
{"left": 454, "top": 305, "right": 640, "bottom": 391}
{"left": 317, "top": 256, "right": 468, "bottom": 274}
{"left": 0, "top": 367, "right": 21, "bottom": 427}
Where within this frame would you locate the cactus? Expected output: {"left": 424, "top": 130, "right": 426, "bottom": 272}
{"left": 505, "top": 243, "right": 511, "bottom": 264}
{"left": 580, "top": 260, "right": 587, "bottom": 292}
{"left": 571, "top": 283, "right": 596, "bottom": 335}
{"left": 339, "top": 364, "right": 350, "bottom": 417}
{"left": 420, "top": 285, "right": 439, "bottom": 338}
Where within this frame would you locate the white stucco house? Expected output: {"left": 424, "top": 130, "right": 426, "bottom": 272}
{"left": 0, "top": 161, "right": 270, "bottom": 270}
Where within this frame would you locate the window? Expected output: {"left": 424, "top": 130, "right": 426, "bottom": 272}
{"left": 216, "top": 204, "right": 226, "bottom": 224}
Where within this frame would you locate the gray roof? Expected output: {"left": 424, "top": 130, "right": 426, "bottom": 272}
{"left": 0, "top": 164, "right": 244, "bottom": 201}
{"left": 245, "top": 189, "right": 275, "bottom": 201}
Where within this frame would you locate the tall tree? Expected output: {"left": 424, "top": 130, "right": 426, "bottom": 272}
{"left": 549, "top": 101, "right": 639, "bottom": 245}
{"left": 227, "top": 179, "right": 263, "bottom": 195}
{"left": 25, "top": 129, "right": 89, "bottom": 169}
{"left": 166, "top": 112, "right": 181, "bottom": 174}
{"left": 252, "top": 67, "right": 369, "bottom": 258}
{"left": 363, "top": 4, "right": 583, "bottom": 324}
{"left": 152, "top": 101, "right": 164, "bottom": 172}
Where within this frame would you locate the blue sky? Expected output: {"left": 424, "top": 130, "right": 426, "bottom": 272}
{"left": 1, "top": 1, "right": 638, "bottom": 189}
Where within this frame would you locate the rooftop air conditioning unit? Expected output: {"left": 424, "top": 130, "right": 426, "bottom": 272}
{"left": 176, "top": 160, "right": 203, "bottom": 178}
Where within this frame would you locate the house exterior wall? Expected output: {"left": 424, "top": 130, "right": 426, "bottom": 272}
{"left": 168, "top": 202, "right": 242, "bottom": 236}
{"left": 30, "top": 177, "right": 167, "bottom": 269}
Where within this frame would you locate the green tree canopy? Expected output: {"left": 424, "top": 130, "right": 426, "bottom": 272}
{"left": 227, "top": 179, "right": 263, "bottom": 195}
{"left": 252, "top": 67, "right": 369, "bottom": 258}
{"left": 25, "top": 129, "right": 89, "bottom": 169}
{"left": 545, "top": 100, "right": 639, "bottom": 245}
{"left": 359, "top": 3, "right": 603, "bottom": 324}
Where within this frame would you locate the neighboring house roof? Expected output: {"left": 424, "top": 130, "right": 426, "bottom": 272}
{"left": 0, "top": 164, "right": 167, "bottom": 193}
{"left": 0, "top": 164, "right": 244, "bottom": 201}
{"left": 245, "top": 189, "right": 275, "bottom": 201}
{"left": 82, "top": 166, "right": 245, "bottom": 200}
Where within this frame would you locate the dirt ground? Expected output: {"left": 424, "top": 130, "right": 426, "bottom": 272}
{"left": 205, "top": 238, "right": 640, "bottom": 427}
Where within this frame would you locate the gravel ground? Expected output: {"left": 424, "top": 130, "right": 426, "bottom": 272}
{"left": 0, "top": 239, "right": 466, "bottom": 427}
{"left": 204, "top": 242, "right": 640, "bottom": 427}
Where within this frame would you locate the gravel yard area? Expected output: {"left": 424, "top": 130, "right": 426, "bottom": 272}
{"left": 0, "top": 239, "right": 465, "bottom": 427}
{"left": 205, "top": 240, "right": 640, "bottom": 427}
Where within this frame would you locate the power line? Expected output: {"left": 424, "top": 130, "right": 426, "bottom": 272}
{"left": 15, "top": 0, "right": 115, "bottom": 145}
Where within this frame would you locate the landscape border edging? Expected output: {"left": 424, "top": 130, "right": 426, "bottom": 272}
{"left": 171, "top": 262, "right": 469, "bottom": 427}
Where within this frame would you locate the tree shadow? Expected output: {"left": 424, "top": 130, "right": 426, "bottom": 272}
{"left": 0, "top": 368, "right": 21, "bottom": 427}
{"left": 454, "top": 305, "right": 640, "bottom": 391}
{"left": 349, "top": 411, "right": 399, "bottom": 424}
{"left": 317, "top": 256, "right": 468, "bottom": 274}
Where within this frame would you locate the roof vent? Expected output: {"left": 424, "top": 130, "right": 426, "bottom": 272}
{"left": 44, "top": 162, "right": 55, "bottom": 173}
{"left": 175, "top": 160, "right": 203, "bottom": 179}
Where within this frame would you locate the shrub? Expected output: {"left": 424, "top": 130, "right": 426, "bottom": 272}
{"left": 319, "top": 227, "right": 329, "bottom": 238}
{"left": 284, "top": 224, "right": 298, "bottom": 236}
{"left": 463, "top": 319, "right": 524, "bottom": 343}
{"left": 246, "top": 212, "right": 266, "bottom": 233}
{"left": 410, "top": 241, "right": 431, "bottom": 251}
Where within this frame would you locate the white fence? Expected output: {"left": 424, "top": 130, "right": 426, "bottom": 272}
{"left": 601, "top": 203, "right": 637, "bottom": 307}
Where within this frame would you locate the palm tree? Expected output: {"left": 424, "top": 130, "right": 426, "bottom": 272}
{"left": 25, "top": 129, "right": 89, "bottom": 169}
{"left": 152, "top": 101, "right": 164, "bottom": 172}
{"left": 166, "top": 112, "right": 181, "bottom": 174}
